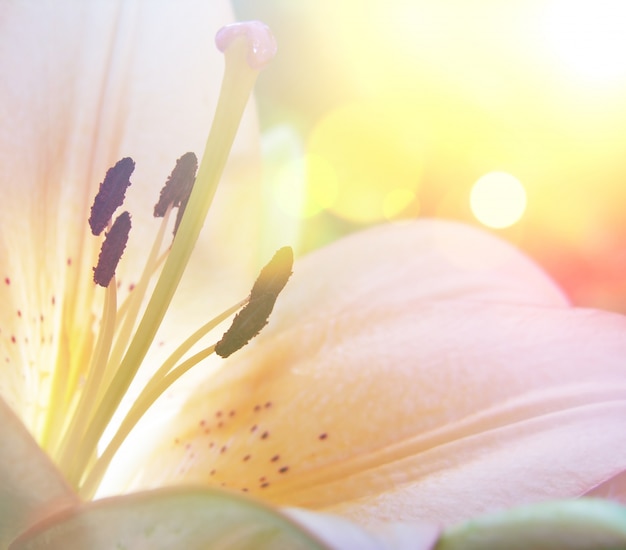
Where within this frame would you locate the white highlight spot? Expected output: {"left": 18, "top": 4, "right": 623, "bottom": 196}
{"left": 543, "top": 0, "right": 626, "bottom": 82}
{"left": 470, "top": 172, "right": 527, "bottom": 229}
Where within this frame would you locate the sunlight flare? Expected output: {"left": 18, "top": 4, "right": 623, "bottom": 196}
{"left": 470, "top": 171, "right": 527, "bottom": 229}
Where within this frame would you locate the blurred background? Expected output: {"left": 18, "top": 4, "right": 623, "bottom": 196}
{"left": 233, "top": 0, "right": 626, "bottom": 313}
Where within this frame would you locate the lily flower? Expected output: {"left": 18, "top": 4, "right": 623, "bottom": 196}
{"left": 2, "top": 2, "right": 626, "bottom": 549}
{"left": 0, "top": 2, "right": 439, "bottom": 547}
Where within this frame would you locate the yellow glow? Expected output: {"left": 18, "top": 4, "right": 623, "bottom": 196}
{"left": 470, "top": 172, "right": 527, "bottom": 229}
{"left": 307, "top": 101, "right": 424, "bottom": 224}
{"left": 383, "top": 188, "right": 416, "bottom": 220}
{"left": 272, "top": 154, "right": 338, "bottom": 218}
{"left": 543, "top": 0, "right": 626, "bottom": 82}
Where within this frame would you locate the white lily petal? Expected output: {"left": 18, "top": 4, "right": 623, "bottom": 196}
{"left": 0, "top": 0, "right": 263, "bottom": 448}
{"left": 286, "top": 508, "right": 440, "bottom": 550}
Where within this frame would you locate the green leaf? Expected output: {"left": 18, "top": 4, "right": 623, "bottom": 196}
{"left": 10, "top": 487, "right": 329, "bottom": 549}
{"left": 436, "top": 499, "right": 626, "bottom": 550}
{"left": 0, "top": 398, "right": 78, "bottom": 547}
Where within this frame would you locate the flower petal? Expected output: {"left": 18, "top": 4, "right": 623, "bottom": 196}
{"left": 0, "top": 397, "right": 77, "bottom": 547}
{"left": 0, "top": 0, "right": 262, "bottom": 435}
{"left": 286, "top": 508, "right": 440, "bottom": 550}
{"left": 112, "top": 220, "right": 626, "bottom": 525}
{"left": 10, "top": 487, "right": 330, "bottom": 550}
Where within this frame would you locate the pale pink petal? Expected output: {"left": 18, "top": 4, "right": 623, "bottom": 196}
{"left": 112, "top": 219, "right": 626, "bottom": 525}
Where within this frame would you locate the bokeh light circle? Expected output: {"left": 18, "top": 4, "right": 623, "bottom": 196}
{"left": 307, "top": 101, "right": 423, "bottom": 224}
{"left": 271, "top": 154, "right": 338, "bottom": 218}
{"left": 470, "top": 172, "right": 527, "bottom": 229}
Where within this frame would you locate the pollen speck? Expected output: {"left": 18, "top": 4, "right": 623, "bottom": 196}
{"left": 270, "top": 455, "right": 280, "bottom": 462}
{"left": 319, "top": 433, "right": 328, "bottom": 440}
{"left": 278, "top": 466, "right": 289, "bottom": 474}
{"left": 243, "top": 454, "right": 251, "bottom": 462}
{"left": 260, "top": 482, "right": 270, "bottom": 489}
{"left": 261, "top": 431, "right": 269, "bottom": 439}
{"left": 250, "top": 425, "right": 257, "bottom": 432}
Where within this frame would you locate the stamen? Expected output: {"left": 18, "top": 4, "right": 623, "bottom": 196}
{"left": 93, "top": 212, "right": 131, "bottom": 287}
{"left": 250, "top": 246, "right": 294, "bottom": 299}
{"left": 153, "top": 152, "right": 198, "bottom": 218}
{"left": 216, "top": 247, "right": 293, "bottom": 358}
{"left": 81, "top": 247, "right": 292, "bottom": 495}
{"left": 72, "top": 21, "right": 278, "bottom": 493}
{"left": 214, "top": 294, "right": 276, "bottom": 358}
{"left": 88, "top": 157, "right": 134, "bottom": 236}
